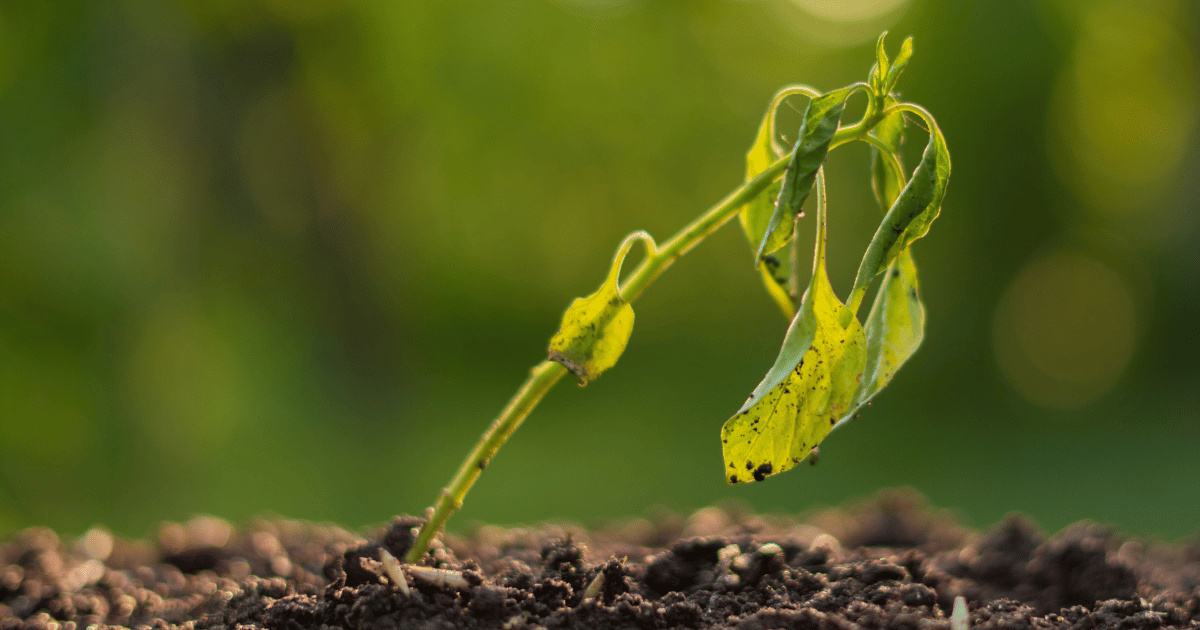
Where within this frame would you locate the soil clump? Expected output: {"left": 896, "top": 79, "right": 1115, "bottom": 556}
{"left": 2, "top": 489, "right": 1198, "bottom": 629}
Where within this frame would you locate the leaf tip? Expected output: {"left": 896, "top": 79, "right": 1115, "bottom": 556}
{"left": 873, "top": 31, "right": 890, "bottom": 85}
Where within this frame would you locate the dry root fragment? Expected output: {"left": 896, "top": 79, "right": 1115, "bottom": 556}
{"left": 407, "top": 566, "right": 470, "bottom": 590}
{"left": 378, "top": 549, "right": 411, "bottom": 596}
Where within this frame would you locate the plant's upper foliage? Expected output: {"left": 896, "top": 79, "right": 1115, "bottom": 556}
{"left": 722, "top": 33, "right": 950, "bottom": 483}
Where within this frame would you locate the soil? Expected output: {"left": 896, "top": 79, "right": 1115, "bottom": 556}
{"left": 2, "top": 489, "right": 1198, "bottom": 629}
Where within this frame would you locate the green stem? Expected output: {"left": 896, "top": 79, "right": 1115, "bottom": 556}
{"left": 858, "top": 134, "right": 906, "bottom": 186}
{"left": 827, "top": 82, "right": 879, "bottom": 149}
{"left": 405, "top": 112, "right": 880, "bottom": 563}
{"left": 405, "top": 360, "right": 567, "bottom": 563}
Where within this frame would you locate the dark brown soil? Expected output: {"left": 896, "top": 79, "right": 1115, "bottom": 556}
{"left": 2, "top": 489, "right": 1198, "bottom": 629}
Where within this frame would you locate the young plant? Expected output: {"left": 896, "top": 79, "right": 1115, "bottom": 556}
{"left": 405, "top": 33, "right": 950, "bottom": 563}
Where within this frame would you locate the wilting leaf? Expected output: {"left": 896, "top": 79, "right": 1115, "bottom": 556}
{"left": 756, "top": 254, "right": 793, "bottom": 319}
{"left": 755, "top": 87, "right": 850, "bottom": 264}
{"left": 839, "top": 250, "right": 924, "bottom": 427}
{"left": 547, "top": 234, "right": 649, "bottom": 385}
{"left": 738, "top": 93, "right": 785, "bottom": 252}
{"left": 722, "top": 174, "right": 866, "bottom": 484}
{"left": 547, "top": 283, "right": 633, "bottom": 386}
{"left": 850, "top": 108, "right": 950, "bottom": 300}
{"left": 738, "top": 87, "right": 804, "bottom": 318}
{"left": 837, "top": 103, "right": 926, "bottom": 428}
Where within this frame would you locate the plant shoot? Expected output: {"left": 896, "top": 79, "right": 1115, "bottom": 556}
{"left": 405, "top": 33, "right": 951, "bottom": 563}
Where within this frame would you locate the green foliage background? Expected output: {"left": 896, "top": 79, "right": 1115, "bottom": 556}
{"left": 1, "top": 0, "right": 1198, "bottom": 540}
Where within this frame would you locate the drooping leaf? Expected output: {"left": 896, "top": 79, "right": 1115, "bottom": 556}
{"left": 737, "top": 102, "right": 783, "bottom": 253}
{"left": 756, "top": 254, "right": 793, "bottom": 319}
{"left": 738, "top": 87, "right": 812, "bottom": 318}
{"left": 838, "top": 249, "right": 924, "bottom": 428}
{"left": 837, "top": 101, "right": 926, "bottom": 428}
{"left": 755, "top": 87, "right": 851, "bottom": 264}
{"left": 547, "top": 232, "right": 651, "bottom": 385}
{"left": 850, "top": 108, "right": 950, "bottom": 301}
{"left": 547, "top": 282, "right": 633, "bottom": 386}
{"left": 722, "top": 173, "right": 866, "bottom": 484}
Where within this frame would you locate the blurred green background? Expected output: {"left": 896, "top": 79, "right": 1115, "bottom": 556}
{"left": 1, "top": 0, "right": 1198, "bottom": 542}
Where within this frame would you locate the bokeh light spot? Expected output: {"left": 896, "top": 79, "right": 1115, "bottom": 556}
{"left": 773, "top": 0, "right": 910, "bottom": 47}
{"left": 993, "top": 252, "right": 1137, "bottom": 410}
{"left": 790, "top": 0, "right": 909, "bottom": 23}
{"left": 1049, "top": 0, "right": 1197, "bottom": 214}
{"left": 0, "top": 363, "right": 92, "bottom": 463}
{"left": 124, "top": 297, "right": 245, "bottom": 458}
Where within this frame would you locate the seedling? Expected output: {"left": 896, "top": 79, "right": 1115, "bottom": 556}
{"left": 405, "top": 34, "right": 950, "bottom": 562}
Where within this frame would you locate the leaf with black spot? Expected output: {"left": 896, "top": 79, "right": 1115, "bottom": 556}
{"left": 722, "top": 173, "right": 865, "bottom": 484}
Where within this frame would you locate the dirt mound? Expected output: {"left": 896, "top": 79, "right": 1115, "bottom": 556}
{"left": 2, "top": 490, "right": 1198, "bottom": 629}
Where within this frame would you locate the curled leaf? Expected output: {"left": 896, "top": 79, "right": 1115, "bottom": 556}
{"left": 839, "top": 249, "right": 924, "bottom": 428}
{"left": 739, "top": 85, "right": 818, "bottom": 319}
{"left": 548, "top": 232, "right": 653, "bottom": 385}
{"left": 850, "top": 105, "right": 950, "bottom": 303}
{"left": 722, "top": 173, "right": 866, "bottom": 484}
{"left": 755, "top": 87, "right": 851, "bottom": 264}
{"left": 839, "top": 103, "right": 925, "bottom": 428}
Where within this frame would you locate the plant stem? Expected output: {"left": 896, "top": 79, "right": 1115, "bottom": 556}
{"left": 405, "top": 360, "right": 568, "bottom": 562}
{"left": 405, "top": 118, "right": 877, "bottom": 563}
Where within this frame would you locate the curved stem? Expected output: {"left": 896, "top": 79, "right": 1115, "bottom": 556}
{"left": 857, "top": 134, "right": 906, "bottom": 183}
{"left": 883, "top": 102, "right": 936, "bottom": 133}
{"left": 768, "top": 84, "right": 820, "bottom": 155}
{"left": 406, "top": 102, "right": 886, "bottom": 563}
{"left": 828, "top": 82, "right": 879, "bottom": 149}
{"left": 609, "top": 230, "right": 658, "bottom": 292}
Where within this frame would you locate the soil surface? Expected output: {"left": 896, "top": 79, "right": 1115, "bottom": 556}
{"left": 2, "top": 489, "right": 1198, "bottom": 629}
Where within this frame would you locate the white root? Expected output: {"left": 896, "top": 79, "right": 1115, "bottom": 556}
{"left": 378, "top": 549, "right": 411, "bottom": 596}
{"left": 580, "top": 571, "right": 605, "bottom": 604}
{"left": 407, "top": 566, "right": 471, "bottom": 590}
{"left": 950, "top": 595, "right": 969, "bottom": 630}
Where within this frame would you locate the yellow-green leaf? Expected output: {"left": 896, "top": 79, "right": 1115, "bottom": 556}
{"left": 871, "top": 31, "right": 891, "bottom": 92}
{"left": 547, "top": 232, "right": 653, "bottom": 385}
{"left": 721, "top": 173, "right": 866, "bottom": 484}
{"left": 738, "top": 85, "right": 817, "bottom": 319}
{"left": 883, "top": 37, "right": 913, "bottom": 95}
{"left": 850, "top": 106, "right": 949, "bottom": 302}
{"left": 757, "top": 87, "right": 851, "bottom": 263}
{"left": 839, "top": 249, "right": 924, "bottom": 427}
{"left": 836, "top": 101, "right": 925, "bottom": 428}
